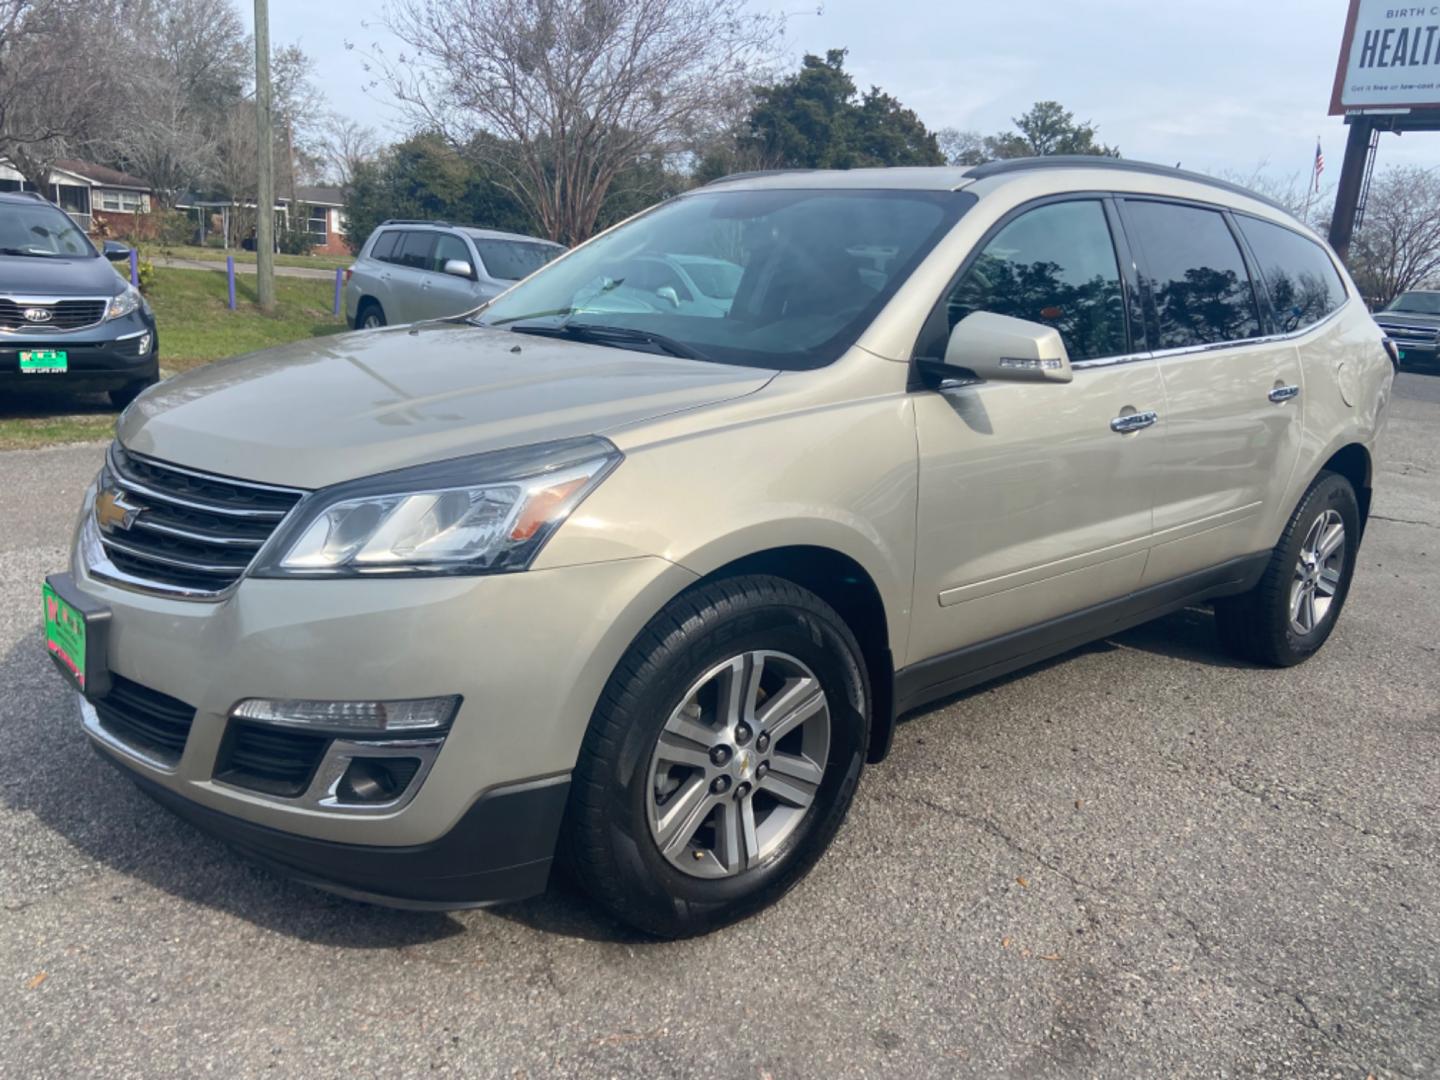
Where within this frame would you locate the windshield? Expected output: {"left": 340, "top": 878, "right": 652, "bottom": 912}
{"left": 1386, "top": 291, "right": 1440, "bottom": 315}
{"left": 479, "top": 188, "right": 972, "bottom": 369}
{"left": 473, "top": 238, "right": 563, "bottom": 281}
{"left": 0, "top": 202, "right": 94, "bottom": 257}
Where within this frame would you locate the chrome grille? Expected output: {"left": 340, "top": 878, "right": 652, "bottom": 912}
{"left": 91, "top": 443, "right": 306, "bottom": 598}
{"left": 1376, "top": 321, "right": 1439, "bottom": 345}
{"left": 0, "top": 297, "right": 108, "bottom": 331}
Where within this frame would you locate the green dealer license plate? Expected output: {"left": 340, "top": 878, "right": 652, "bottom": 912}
{"left": 42, "top": 576, "right": 110, "bottom": 695}
{"left": 20, "top": 349, "right": 67, "bottom": 374}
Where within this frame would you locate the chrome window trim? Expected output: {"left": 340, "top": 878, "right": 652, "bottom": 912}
{"left": 1070, "top": 299, "right": 1351, "bottom": 371}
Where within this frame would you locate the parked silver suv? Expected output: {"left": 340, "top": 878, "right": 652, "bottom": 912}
{"left": 45, "top": 159, "right": 1394, "bottom": 938}
{"left": 344, "top": 220, "right": 562, "bottom": 328}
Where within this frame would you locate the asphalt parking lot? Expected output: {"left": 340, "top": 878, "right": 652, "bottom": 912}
{"left": 2, "top": 374, "right": 1437, "bottom": 1079}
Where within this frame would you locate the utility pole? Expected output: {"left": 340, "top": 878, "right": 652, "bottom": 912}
{"left": 253, "top": 0, "right": 276, "bottom": 311}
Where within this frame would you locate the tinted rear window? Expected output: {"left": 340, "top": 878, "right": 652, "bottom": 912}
{"left": 370, "top": 230, "right": 400, "bottom": 261}
{"left": 1235, "top": 216, "right": 1347, "bottom": 332}
{"left": 1125, "top": 200, "right": 1261, "bottom": 349}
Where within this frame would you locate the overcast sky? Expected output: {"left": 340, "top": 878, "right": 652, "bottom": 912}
{"left": 255, "top": 0, "right": 1438, "bottom": 185}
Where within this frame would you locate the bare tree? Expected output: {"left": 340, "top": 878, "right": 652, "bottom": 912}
{"left": 322, "top": 115, "right": 378, "bottom": 186}
{"left": 378, "top": 0, "right": 775, "bottom": 243}
{"left": 0, "top": 0, "right": 128, "bottom": 190}
{"left": 936, "top": 128, "right": 986, "bottom": 167}
{"left": 1349, "top": 165, "right": 1440, "bottom": 305}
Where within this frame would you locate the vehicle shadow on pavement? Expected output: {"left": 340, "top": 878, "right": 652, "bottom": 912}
{"left": 896, "top": 605, "right": 1253, "bottom": 722}
{"left": 0, "top": 385, "right": 116, "bottom": 418}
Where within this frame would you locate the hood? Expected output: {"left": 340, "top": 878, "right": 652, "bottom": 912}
{"left": 0, "top": 253, "right": 123, "bottom": 297}
{"left": 1374, "top": 310, "right": 1440, "bottom": 329}
{"left": 118, "top": 324, "right": 776, "bottom": 489}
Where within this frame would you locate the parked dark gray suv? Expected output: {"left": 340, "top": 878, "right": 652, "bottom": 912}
{"left": 1, "top": 191, "right": 159, "bottom": 407}
{"left": 1374, "top": 290, "right": 1440, "bottom": 369}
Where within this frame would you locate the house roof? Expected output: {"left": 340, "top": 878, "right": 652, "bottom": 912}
{"left": 54, "top": 159, "right": 152, "bottom": 191}
{"left": 295, "top": 185, "right": 345, "bottom": 207}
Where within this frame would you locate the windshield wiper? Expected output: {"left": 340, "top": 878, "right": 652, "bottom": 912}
{"left": 0, "top": 247, "right": 58, "bottom": 258}
{"left": 509, "top": 321, "right": 709, "bottom": 361}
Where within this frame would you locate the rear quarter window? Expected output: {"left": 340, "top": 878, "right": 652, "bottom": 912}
{"left": 370, "top": 230, "right": 400, "bottom": 262}
{"left": 1234, "top": 216, "right": 1347, "bottom": 332}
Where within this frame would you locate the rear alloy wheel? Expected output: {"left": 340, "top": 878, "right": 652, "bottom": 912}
{"left": 357, "top": 302, "right": 386, "bottom": 329}
{"left": 1215, "top": 470, "right": 1360, "bottom": 666}
{"left": 564, "top": 575, "right": 869, "bottom": 938}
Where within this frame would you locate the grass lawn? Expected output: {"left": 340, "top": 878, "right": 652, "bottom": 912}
{"left": 1, "top": 267, "right": 348, "bottom": 451}
{"left": 149, "top": 244, "right": 353, "bottom": 271}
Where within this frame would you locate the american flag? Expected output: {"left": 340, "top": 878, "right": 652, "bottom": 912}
{"left": 1313, "top": 139, "right": 1325, "bottom": 192}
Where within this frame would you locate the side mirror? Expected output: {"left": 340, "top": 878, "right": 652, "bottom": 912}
{"left": 656, "top": 286, "right": 680, "bottom": 308}
{"left": 102, "top": 240, "right": 131, "bottom": 262}
{"left": 941, "top": 311, "right": 1073, "bottom": 384}
{"left": 442, "top": 258, "right": 474, "bottom": 279}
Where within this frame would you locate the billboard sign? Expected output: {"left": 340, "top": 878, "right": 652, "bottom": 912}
{"left": 1330, "top": 1, "right": 1440, "bottom": 114}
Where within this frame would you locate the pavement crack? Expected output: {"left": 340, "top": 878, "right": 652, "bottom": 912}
{"left": 1369, "top": 513, "right": 1438, "bottom": 528}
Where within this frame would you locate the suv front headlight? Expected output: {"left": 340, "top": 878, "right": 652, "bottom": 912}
{"left": 106, "top": 283, "right": 145, "bottom": 321}
{"left": 251, "top": 436, "right": 622, "bottom": 578}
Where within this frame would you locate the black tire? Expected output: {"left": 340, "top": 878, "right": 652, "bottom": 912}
{"left": 1214, "top": 470, "right": 1361, "bottom": 667}
{"left": 109, "top": 376, "right": 157, "bottom": 410}
{"left": 355, "top": 300, "right": 386, "bottom": 329}
{"left": 563, "top": 574, "right": 870, "bottom": 938}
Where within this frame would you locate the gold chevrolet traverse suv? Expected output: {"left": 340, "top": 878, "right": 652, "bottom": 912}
{"left": 43, "top": 158, "right": 1394, "bottom": 937}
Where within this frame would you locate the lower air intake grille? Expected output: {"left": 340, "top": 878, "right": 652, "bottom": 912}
{"left": 215, "top": 723, "right": 330, "bottom": 798}
{"left": 92, "top": 675, "right": 196, "bottom": 766}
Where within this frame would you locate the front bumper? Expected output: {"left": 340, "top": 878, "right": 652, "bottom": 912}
{"left": 94, "top": 729, "right": 570, "bottom": 908}
{"left": 1, "top": 310, "right": 158, "bottom": 389}
{"left": 66, "top": 541, "right": 695, "bottom": 905}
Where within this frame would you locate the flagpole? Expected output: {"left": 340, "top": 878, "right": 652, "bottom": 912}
{"left": 1303, "top": 136, "right": 1318, "bottom": 226}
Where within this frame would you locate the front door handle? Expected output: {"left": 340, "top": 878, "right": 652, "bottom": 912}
{"left": 1268, "top": 384, "right": 1300, "bottom": 403}
{"left": 1110, "top": 410, "right": 1158, "bottom": 434}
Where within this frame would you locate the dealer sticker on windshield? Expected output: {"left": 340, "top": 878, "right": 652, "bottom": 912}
{"left": 20, "top": 349, "right": 67, "bottom": 374}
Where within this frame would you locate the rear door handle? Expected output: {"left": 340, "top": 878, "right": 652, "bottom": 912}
{"left": 1268, "top": 384, "right": 1300, "bottom": 403}
{"left": 1110, "top": 410, "right": 1158, "bottom": 434}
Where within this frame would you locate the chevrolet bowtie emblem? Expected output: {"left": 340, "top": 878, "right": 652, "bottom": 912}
{"left": 95, "top": 488, "right": 143, "bottom": 532}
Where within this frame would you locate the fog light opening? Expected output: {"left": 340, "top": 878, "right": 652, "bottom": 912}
{"left": 336, "top": 756, "right": 422, "bottom": 804}
{"left": 136, "top": 332, "right": 152, "bottom": 357}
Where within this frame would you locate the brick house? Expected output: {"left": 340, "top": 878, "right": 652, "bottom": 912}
{"left": 175, "top": 185, "right": 350, "bottom": 255}
{"left": 0, "top": 157, "right": 154, "bottom": 235}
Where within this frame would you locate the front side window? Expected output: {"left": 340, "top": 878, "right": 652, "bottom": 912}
{"left": 1235, "top": 216, "right": 1346, "bottom": 332}
{"left": 478, "top": 189, "right": 970, "bottom": 370}
{"left": 1125, "top": 200, "right": 1261, "bottom": 349}
{"left": 941, "top": 199, "right": 1128, "bottom": 362}
{"left": 432, "top": 234, "right": 471, "bottom": 274}
{"left": 471, "top": 238, "right": 563, "bottom": 282}
{"left": 0, "top": 202, "right": 94, "bottom": 257}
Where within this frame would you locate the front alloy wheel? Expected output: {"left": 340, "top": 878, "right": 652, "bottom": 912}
{"left": 647, "top": 650, "right": 830, "bottom": 878}
{"left": 563, "top": 575, "right": 869, "bottom": 938}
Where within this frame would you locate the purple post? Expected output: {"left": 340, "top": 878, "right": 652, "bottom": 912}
{"left": 333, "top": 267, "right": 343, "bottom": 316}
{"left": 128, "top": 249, "right": 138, "bottom": 286}
{"left": 226, "top": 256, "right": 236, "bottom": 310}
